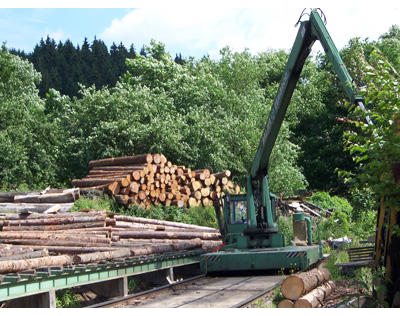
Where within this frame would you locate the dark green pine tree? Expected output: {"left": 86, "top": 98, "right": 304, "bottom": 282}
{"left": 58, "top": 39, "right": 84, "bottom": 97}
{"left": 30, "top": 36, "right": 61, "bottom": 97}
{"left": 91, "top": 37, "right": 113, "bottom": 87}
{"left": 174, "top": 53, "right": 184, "bottom": 65}
{"left": 80, "top": 37, "right": 93, "bottom": 87}
{"left": 128, "top": 44, "right": 136, "bottom": 59}
{"left": 110, "top": 41, "right": 129, "bottom": 85}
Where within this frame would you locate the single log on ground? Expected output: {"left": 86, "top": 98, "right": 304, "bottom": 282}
{"left": 294, "top": 281, "right": 336, "bottom": 308}
{"left": 0, "top": 255, "right": 72, "bottom": 273}
{"left": 280, "top": 267, "right": 331, "bottom": 300}
{"left": 89, "top": 154, "right": 153, "bottom": 168}
{"left": 277, "top": 299, "right": 295, "bottom": 308}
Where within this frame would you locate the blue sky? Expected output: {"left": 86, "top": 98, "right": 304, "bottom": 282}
{"left": 1, "top": 1, "right": 399, "bottom": 59}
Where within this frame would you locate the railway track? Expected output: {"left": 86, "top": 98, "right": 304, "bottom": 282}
{"left": 90, "top": 274, "right": 284, "bottom": 308}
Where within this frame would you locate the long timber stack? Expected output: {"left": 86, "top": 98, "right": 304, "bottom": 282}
{"left": 72, "top": 154, "right": 239, "bottom": 209}
{"left": 0, "top": 210, "right": 222, "bottom": 275}
{"left": 0, "top": 188, "right": 79, "bottom": 214}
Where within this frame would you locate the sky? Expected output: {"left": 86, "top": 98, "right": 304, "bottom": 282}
{"left": 0, "top": 1, "right": 399, "bottom": 59}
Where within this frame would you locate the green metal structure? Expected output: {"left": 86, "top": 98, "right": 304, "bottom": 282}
{"left": 201, "top": 9, "right": 366, "bottom": 273}
{"left": 0, "top": 250, "right": 203, "bottom": 302}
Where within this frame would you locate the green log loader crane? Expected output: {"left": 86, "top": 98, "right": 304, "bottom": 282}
{"left": 200, "top": 9, "right": 366, "bottom": 274}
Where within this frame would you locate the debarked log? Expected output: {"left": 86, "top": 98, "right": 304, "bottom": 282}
{"left": 3, "top": 215, "right": 106, "bottom": 226}
{"left": 0, "top": 231, "right": 110, "bottom": 244}
{"left": 2, "top": 239, "right": 111, "bottom": 248}
{"left": 115, "top": 230, "right": 221, "bottom": 240}
{"left": 112, "top": 215, "right": 218, "bottom": 232}
{"left": 1, "top": 221, "right": 105, "bottom": 231}
{"left": 72, "top": 248, "right": 132, "bottom": 264}
{"left": 0, "top": 203, "right": 75, "bottom": 213}
{"left": 13, "top": 189, "right": 80, "bottom": 204}
{"left": 0, "top": 249, "right": 49, "bottom": 261}
{"left": 0, "top": 255, "right": 72, "bottom": 273}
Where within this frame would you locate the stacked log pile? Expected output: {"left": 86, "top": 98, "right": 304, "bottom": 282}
{"left": 72, "top": 154, "right": 239, "bottom": 209}
{"left": 0, "top": 210, "right": 222, "bottom": 275}
{"left": 277, "top": 266, "right": 335, "bottom": 308}
{"left": 277, "top": 198, "right": 332, "bottom": 218}
{"left": 0, "top": 188, "right": 79, "bottom": 214}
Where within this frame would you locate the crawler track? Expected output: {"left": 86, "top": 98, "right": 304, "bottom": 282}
{"left": 92, "top": 274, "right": 284, "bottom": 308}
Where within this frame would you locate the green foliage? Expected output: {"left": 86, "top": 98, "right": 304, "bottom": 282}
{"left": 310, "top": 191, "right": 376, "bottom": 241}
{"left": 341, "top": 39, "right": 400, "bottom": 208}
{"left": 324, "top": 250, "right": 349, "bottom": 281}
{"left": 279, "top": 216, "right": 293, "bottom": 243}
{"left": 180, "top": 206, "right": 218, "bottom": 229}
{"left": 119, "top": 204, "right": 217, "bottom": 229}
{"left": 56, "top": 290, "right": 81, "bottom": 308}
{"left": 309, "top": 191, "right": 353, "bottom": 217}
{"left": 69, "top": 194, "right": 122, "bottom": 213}
{"left": 0, "top": 45, "right": 61, "bottom": 189}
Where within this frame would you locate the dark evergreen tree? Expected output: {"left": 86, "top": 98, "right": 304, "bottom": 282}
{"left": 174, "top": 53, "right": 184, "bottom": 64}
{"left": 91, "top": 37, "right": 113, "bottom": 87}
{"left": 128, "top": 44, "right": 136, "bottom": 59}
{"left": 8, "top": 37, "right": 183, "bottom": 98}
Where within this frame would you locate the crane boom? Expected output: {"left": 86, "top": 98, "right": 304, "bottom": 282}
{"left": 201, "top": 9, "right": 366, "bottom": 274}
{"left": 251, "top": 9, "right": 363, "bottom": 179}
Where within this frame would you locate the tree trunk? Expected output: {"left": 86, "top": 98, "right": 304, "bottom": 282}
{"left": 3, "top": 239, "right": 110, "bottom": 247}
{"left": 0, "top": 255, "right": 72, "bottom": 273}
{"left": 294, "top": 281, "right": 336, "bottom": 308}
{"left": 213, "top": 170, "right": 231, "bottom": 179}
{"left": 277, "top": 299, "right": 295, "bottom": 308}
{"left": 73, "top": 248, "right": 131, "bottom": 264}
{"left": 3, "top": 215, "right": 106, "bottom": 226}
{"left": 115, "top": 230, "right": 221, "bottom": 240}
{"left": 0, "top": 249, "right": 49, "bottom": 261}
{"left": 89, "top": 154, "right": 153, "bottom": 168}
{"left": 72, "top": 177, "right": 130, "bottom": 188}
{"left": 112, "top": 215, "right": 219, "bottom": 232}
{"left": 280, "top": 267, "right": 331, "bottom": 300}
{"left": 0, "top": 203, "right": 75, "bottom": 213}
{"left": 2, "top": 221, "right": 105, "bottom": 231}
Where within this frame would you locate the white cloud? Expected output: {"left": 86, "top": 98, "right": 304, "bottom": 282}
{"left": 100, "top": 8, "right": 303, "bottom": 58}
{"left": 43, "top": 28, "right": 68, "bottom": 43}
{"left": 99, "top": 6, "right": 400, "bottom": 59}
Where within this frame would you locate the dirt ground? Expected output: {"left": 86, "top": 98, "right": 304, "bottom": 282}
{"left": 322, "top": 280, "right": 367, "bottom": 308}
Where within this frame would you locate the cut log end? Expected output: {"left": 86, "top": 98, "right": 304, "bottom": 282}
{"left": 277, "top": 299, "right": 295, "bottom": 308}
{"left": 280, "top": 275, "right": 305, "bottom": 300}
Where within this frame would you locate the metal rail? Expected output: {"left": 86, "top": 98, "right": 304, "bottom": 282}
{"left": 95, "top": 274, "right": 284, "bottom": 308}
{"left": 89, "top": 274, "right": 206, "bottom": 308}
{"left": 0, "top": 249, "right": 204, "bottom": 303}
